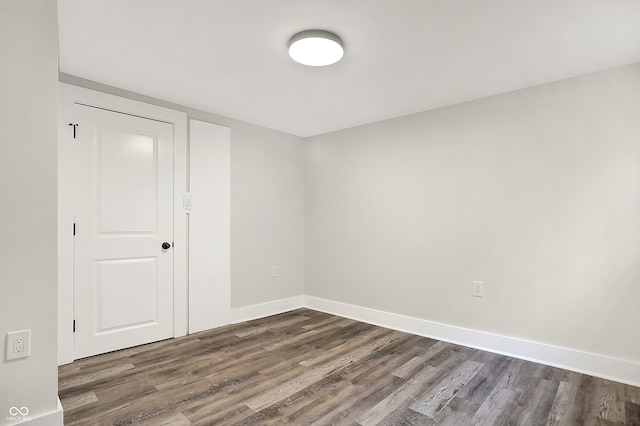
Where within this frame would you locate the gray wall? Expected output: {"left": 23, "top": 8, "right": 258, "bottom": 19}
{"left": 59, "top": 74, "right": 306, "bottom": 309}
{"left": 229, "top": 123, "right": 305, "bottom": 306}
{"left": 306, "top": 62, "right": 640, "bottom": 362}
{"left": 0, "top": 0, "right": 60, "bottom": 421}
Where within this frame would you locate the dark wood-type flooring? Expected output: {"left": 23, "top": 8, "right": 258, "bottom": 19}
{"left": 59, "top": 308, "right": 640, "bottom": 425}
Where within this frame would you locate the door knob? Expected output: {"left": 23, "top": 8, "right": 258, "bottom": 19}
{"left": 162, "top": 242, "right": 171, "bottom": 250}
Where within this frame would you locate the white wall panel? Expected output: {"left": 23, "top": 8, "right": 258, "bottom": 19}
{"left": 0, "top": 1, "right": 62, "bottom": 423}
{"left": 189, "top": 120, "right": 231, "bottom": 332}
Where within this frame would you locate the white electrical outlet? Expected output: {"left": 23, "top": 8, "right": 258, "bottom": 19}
{"left": 6, "top": 330, "right": 31, "bottom": 360}
{"left": 472, "top": 281, "right": 484, "bottom": 297}
{"left": 270, "top": 265, "right": 278, "bottom": 278}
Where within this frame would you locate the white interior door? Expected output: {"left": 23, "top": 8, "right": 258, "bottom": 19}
{"left": 73, "top": 104, "right": 174, "bottom": 359}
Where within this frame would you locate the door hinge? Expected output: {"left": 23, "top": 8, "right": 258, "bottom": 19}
{"left": 73, "top": 223, "right": 76, "bottom": 236}
{"left": 69, "top": 123, "right": 79, "bottom": 139}
{"left": 73, "top": 320, "right": 76, "bottom": 333}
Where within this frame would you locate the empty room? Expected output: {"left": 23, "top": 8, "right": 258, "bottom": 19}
{"left": 2, "top": 0, "right": 640, "bottom": 425}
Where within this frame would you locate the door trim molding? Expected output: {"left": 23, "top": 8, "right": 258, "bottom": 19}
{"left": 58, "top": 83, "right": 188, "bottom": 364}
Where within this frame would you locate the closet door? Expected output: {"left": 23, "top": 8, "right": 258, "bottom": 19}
{"left": 74, "top": 104, "right": 174, "bottom": 358}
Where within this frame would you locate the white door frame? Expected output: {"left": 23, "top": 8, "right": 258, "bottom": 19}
{"left": 58, "top": 83, "right": 188, "bottom": 364}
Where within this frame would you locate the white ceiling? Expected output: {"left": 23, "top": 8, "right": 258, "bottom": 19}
{"left": 58, "top": 0, "right": 640, "bottom": 137}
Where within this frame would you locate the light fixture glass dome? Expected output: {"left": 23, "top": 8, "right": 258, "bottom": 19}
{"left": 288, "top": 30, "right": 344, "bottom": 66}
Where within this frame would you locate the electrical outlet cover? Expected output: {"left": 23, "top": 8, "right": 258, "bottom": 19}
{"left": 472, "top": 281, "right": 484, "bottom": 297}
{"left": 6, "top": 330, "right": 30, "bottom": 360}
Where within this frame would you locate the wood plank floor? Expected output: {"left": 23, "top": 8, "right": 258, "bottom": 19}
{"left": 59, "top": 309, "right": 640, "bottom": 425}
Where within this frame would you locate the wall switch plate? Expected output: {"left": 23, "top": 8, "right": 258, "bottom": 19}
{"left": 472, "top": 281, "right": 484, "bottom": 297}
{"left": 183, "top": 193, "right": 192, "bottom": 210}
{"left": 270, "top": 265, "right": 278, "bottom": 278}
{"left": 6, "top": 330, "right": 30, "bottom": 360}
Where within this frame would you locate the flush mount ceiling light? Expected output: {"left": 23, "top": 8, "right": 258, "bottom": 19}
{"left": 288, "top": 30, "right": 344, "bottom": 66}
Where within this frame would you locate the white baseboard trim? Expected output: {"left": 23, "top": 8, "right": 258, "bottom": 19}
{"left": 226, "top": 294, "right": 640, "bottom": 387}
{"left": 304, "top": 295, "right": 640, "bottom": 388}
{"left": 17, "top": 397, "right": 64, "bottom": 425}
{"left": 230, "top": 296, "right": 305, "bottom": 324}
